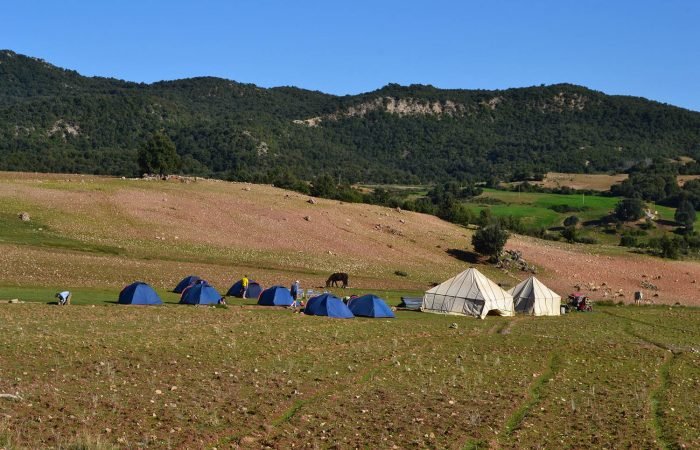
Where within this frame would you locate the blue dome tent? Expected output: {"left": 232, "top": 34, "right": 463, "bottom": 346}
{"left": 227, "top": 280, "right": 263, "bottom": 298}
{"left": 258, "top": 286, "right": 294, "bottom": 306}
{"left": 119, "top": 282, "right": 162, "bottom": 305}
{"left": 304, "top": 293, "right": 354, "bottom": 319}
{"left": 173, "top": 275, "right": 201, "bottom": 293}
{"left": 347, "top": 294, "right": 395, "bottom": 318}
{"left": 180, "top": 282, "right": 222, "bottom": 305}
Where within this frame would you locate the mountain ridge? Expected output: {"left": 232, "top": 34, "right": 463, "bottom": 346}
{"left": 2, "top": 49, "right": 700, "bottom": 182}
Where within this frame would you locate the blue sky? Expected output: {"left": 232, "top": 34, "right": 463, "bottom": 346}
{"left": 3, "top": 1, "right": 699, "bottom": 111}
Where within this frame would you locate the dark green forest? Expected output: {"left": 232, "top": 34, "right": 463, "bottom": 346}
{"left": 2, "top": 49, "right": 700, "bottom": 183}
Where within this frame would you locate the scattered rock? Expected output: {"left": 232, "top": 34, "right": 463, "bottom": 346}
{"left": 497, "top": 250, "right": 536, "bottom": 273}
{"left": 449, "top": 323, "right": 459, "bottom": 329}
{"left": 307, "top": 198, "right": 317, "bottom": 204}
{"left": 303, "top": 216, "right": 311, "bottom": 221}
{"left": 241, "top": 437, "right": 256, "bottom": 445}
{"left": 243, "top": 187, "right": 251, "bottom": 191}
{"left": 18, "top": 212, "right": 30, "bottom": 222}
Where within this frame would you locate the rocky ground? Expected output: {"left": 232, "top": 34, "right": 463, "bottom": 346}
{"left": 510, "top": 236, "right": 700, "bottom": 306}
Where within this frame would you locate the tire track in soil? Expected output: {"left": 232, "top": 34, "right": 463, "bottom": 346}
{"left": 268, "top": 335, "right": 435, "bottom": 423}
{"left": 650, "top": 353, "right": 679, "bottom": 450}
{"left": 602, "top": 309, "right": 700, "bottom": 337}
{"left": 492, "top": 351, "right": 562, "bottom": 448}
{"left": 498, "top": 317, "right": 522, "bottom": 335}
{"left": 616, "top": 319, "right": 682, "bottom": 450}
{"left": 214, "top": 331, "right": 439, "bottom": 447}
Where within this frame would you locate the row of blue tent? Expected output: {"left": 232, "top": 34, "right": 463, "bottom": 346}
{"left": 118, "top": 276, "right": 395, "bottom": 319}
{"left": 173, "top": 275, "right": 263, "bottom": 298}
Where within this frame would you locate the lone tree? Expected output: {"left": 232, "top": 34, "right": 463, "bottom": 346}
{"left": 472, "top": 223, "right": 509, "bottom": 262}
{"left": 563, "top": 215, "right": 580, "bottom": 227}
{"left": 674, "top": 196, "right": 696, "bottom": 232}
{"left": 138, "top": 132, "right": 181, "bottom": 176}
{"left": 614, "top": 198, "right": 645, "bottom": 222}
{"left": 561, "top": 225, "right": 578, "bottom": 243}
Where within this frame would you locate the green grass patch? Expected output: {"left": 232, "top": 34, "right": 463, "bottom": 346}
{"left": 0, "top": 212, "right": 122, "bottom": 255}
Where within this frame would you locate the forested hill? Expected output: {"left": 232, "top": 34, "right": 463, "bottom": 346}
{"left": 2, "top": 49, "right": 700, "bottom": 183}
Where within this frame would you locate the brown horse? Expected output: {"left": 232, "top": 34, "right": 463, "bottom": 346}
{"left": 326, "top": 272, "right": 349, "bottom": 288}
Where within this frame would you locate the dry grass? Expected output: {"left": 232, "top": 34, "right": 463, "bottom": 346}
{"left": 533, "top": 172, "right": 629, "bottom": 191}
{"left": 0, "top": 303, "right": 697, "bottom": 448}
{"left": 2, "top": 171, "right": 700, "bottom": 306}
{"left": 1, "top": 172, "right": 699, "bottom": 448}
{"left": 0, "top": 172, "right": 470, "bottom": 291}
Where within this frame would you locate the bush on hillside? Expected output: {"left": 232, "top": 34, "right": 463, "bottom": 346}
{"left": 472, "top": 224, "right": 509, "bottom": 262}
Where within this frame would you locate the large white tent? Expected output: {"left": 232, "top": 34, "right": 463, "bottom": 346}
{"left": 422, "top": 268, "right": 514, "bottom": 319}
{"left": 509, "top": 276, "right": 561, "bottom": 316}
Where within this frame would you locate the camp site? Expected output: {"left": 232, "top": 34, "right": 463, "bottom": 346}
{"left": 1, "top": 173, "right": 698, "bottom": 449}
{"left": 3, "top": 6, "right": 700, "bottom": 445}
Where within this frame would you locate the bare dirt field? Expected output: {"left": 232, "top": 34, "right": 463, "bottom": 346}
{"left": 509, "top": 236, "right": 700, "bottom": 306}
{"left": 536, "top": 171, "right": 700, "bottom": 191}
{"left": 2, "top": 172, "right": 700, "bottom": 306}
{"left": 534, "top": 172, "right": 628, "bottom": 191}
{"left": 678, "top": 174, "right": 700, "bottom": 186}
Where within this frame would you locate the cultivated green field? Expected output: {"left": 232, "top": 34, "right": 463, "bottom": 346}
{"left": 463, "top": 189, "right": 689, "bottom": 247}
{"left": 0, "top": 302, "right": 698, "bottom": 449}
{"left": 465, "top": 189, "right": 681, "bottom": 229}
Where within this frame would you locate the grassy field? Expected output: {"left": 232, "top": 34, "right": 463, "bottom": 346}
{"left": 0, "top": 301, "right": 698, "bottom": 449}
{"left": 464, "top": 189, "right": 686, "bottom": 246}
{"left": 1, "top": 172, "right": 700, "bottom": 448}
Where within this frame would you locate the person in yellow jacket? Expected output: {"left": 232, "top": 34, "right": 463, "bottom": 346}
{"left": 241, "top": 275, "right": 249, "bottom": 299}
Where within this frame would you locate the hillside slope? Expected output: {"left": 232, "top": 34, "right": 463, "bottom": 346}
{"left": 2, "top": 50, "right": 700, "bottom": 182}
{"left": 1, "top": 172, "right": 699, "bottom": 305}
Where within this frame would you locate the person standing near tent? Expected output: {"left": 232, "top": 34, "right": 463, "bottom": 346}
{"left": 290, "top": 280, "right": 300, "bottom": 299}
{"left": 56, "top": 290, "right": 71, "bottom": 305}
{"left": 290, "top": 280, "right": 300, "bottom": 307}
{"left": 241, "top": 275, "right": 249, "bottom": 299}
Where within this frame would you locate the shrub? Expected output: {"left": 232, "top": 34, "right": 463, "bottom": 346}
{"left": 472, "top": 224, "right": 509, "bottom": 261}
{"left": 575, "top": 236, "right": 598, "bottom": 244}
{"left": 394, "top": 270, "right": 408, "bottom": 277}
{"left": 561, "top": 226, "right": 578, "bottom": 243}
{"left": 614, "top": 198, "right": 645, "bottom": 222}
{"left": 619, "top": 235, "right": 638, "bottom": 247}
{"left": 639, "top": 218, "right": 656, "bottom": 230}
{"left": 549, "top": 204, "right": 589, "bottom": 213}
{"left": 563, "top": 215, "right": 580, "bottom": 227}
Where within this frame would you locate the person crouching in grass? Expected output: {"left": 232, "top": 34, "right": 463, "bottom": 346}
{"left": 56, "top": 291, "right": 72, "bottom": 305}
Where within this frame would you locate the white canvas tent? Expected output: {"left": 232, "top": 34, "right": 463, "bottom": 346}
{"left": 422, "top": 268, "right": 514, "bottom": 319}
{"left": 509, "top": 276, "right": 561, "bottom": 316}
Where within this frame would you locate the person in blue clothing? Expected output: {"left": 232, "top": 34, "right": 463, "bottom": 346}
{"left": 290, "top": 280, "right": 300, "bottom": 307}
